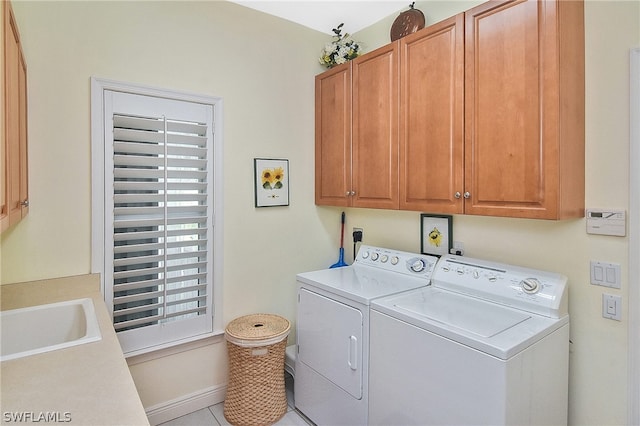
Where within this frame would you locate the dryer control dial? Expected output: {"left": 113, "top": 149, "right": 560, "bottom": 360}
{"left": 520, "top": 278, "right": 541, "bottom": 294}
{"left": 354, "top": 245, "right": 438, "bottom": 281}
{"left": 410, "top": 259, "right": 426, "bottom": 273}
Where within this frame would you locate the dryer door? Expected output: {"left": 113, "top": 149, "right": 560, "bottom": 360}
{"left": 297, "top": 288, "right": 363, "bottom": 399}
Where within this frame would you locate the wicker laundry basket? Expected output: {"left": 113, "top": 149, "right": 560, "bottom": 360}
{"left": 224, "top": 314, "right": 291, "bottom": 426}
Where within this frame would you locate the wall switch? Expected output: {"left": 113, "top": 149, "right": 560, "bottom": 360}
{"left": 590, "top": 261, "right": 621, "bottom": 289}
{"left": 602, "top": 293, "right": 622, "bottom": 321}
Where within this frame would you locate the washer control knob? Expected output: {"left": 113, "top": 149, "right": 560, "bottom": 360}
{"left": 521, "top": 278, "right": 541, "bottom": 294}
{"left": 457, "top": 268, "right": 464, "bottom": 275}
{"left": 488, "top": 274, "right": 498, "bottom": 282}
{"left": 371, "top": 252, "right": 379, "bottom": 261}
{"left": 410, "top": 259, "right": 426, "bottom": 273}
{"left": 473, "top": 270, "right": 480, "bottom": 279}
{"left": 380, "top": 255, "right": 389, "bottom": 263}
{"left": 362, "top": 251, "right": 370, "bottom": 259}
{"left": 391, "top": 256, "right": 399, "bottom": 265}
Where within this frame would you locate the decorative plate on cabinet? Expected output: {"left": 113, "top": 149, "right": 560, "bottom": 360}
{"left": 390, "top": 3, "right": 425, "bottom": 41}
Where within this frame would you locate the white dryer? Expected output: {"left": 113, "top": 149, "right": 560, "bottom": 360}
{"left": 370, "top": 254, "right": 570, "bottom": 426}
{"left": 295, "top": 245, "right": 439, "bottom": 426}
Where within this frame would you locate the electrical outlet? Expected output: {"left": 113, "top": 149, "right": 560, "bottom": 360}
{"left": 353, "top": 228, "right": 363, "bottom": 243}
{"left": 451, "top": 241, "right": 464, "bottom": 256}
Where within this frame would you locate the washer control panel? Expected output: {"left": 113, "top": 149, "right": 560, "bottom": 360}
{"left": 433, "top": 255, "right": 568, "bottom": 318}
{"left": 355, "top": 245, "right": 438, "bottom": 280}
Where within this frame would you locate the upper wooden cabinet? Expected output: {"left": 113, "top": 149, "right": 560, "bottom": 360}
{"left": 316, "top": 0, "right": 584, "bottom": 220}
{"left": 399, "top": 14, "right": 464, "bottom": 213}
{"left": 351, "top": 42, "right": 399, "bottom": 209}
{"left": 2, "top": 0, "right": 29, "bottom": 233}
{"left": 315, "top": 42, "right": 399, "bottom": 209}
{"left": 315, "top": 62, "right": 351, "bottom": 207}
{"left": 464, "top": 0, "right": 584, "bottom": 219}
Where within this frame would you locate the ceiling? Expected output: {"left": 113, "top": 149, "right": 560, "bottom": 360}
{"left": 227, "top": 1, "right": 411, "bottom": 35}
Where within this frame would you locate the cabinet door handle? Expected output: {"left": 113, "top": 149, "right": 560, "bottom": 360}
{"left": 345, "top": 191, "right": 356, "bottom": 197}
{"left": 463, "top": 192, "right": 470, "bottom": 199}
{"left": 20, "top": 200, "right": 29, "bottom": 207}
{"left": 454, "top": 192, "right": 461, "bottom": 199}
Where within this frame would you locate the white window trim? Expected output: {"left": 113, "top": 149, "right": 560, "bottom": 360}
{"left": 90, "top": 77, "right": 225, "bottom": 356}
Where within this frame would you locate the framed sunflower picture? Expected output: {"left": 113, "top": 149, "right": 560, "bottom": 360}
{"left": 254, "top": 158, "right": 290, "bottom": 207}
{"left": 420, "top": 213, "right": 452, "bottom": 257}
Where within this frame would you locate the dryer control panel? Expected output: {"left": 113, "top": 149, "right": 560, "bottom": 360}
{"left": 432, "top": 255, "right": 568, "bottom": 318}
{"left": 355, "top": 245, "right": 438, "bottom": 281}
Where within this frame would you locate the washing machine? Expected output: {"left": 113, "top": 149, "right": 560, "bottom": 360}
{"left": 370, "top": 254, "right": 570, "bottom": 426}
{"left": 294, "top": 245, "right": 439, "bottom": 426}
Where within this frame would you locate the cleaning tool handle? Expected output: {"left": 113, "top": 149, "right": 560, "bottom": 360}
{"left": 340, "top": 211, "right": 345, "bottom": 247}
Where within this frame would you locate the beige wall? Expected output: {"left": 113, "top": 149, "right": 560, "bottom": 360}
{"left": 1, "top": 0, "right": 334, "bottom": 417}
{"left": 1, "top": 1, "right": 638, "bottom": 425}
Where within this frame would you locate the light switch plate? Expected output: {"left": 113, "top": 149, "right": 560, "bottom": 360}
{"left": 602, "top": 293, "right": 622, "bottom": 321}
{"left": 590, "top": 261, "right": 621, "bottom": 289}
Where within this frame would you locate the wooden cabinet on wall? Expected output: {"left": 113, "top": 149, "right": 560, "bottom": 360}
{"left": 1, "top": 0, "right": 29, "bottom": 233}
{"left": 399, "top": 14, "right": 464, "bottom": 213}
{"left": 463, "top": 0, "right": 584, "bottom": 219}
{"left": 316, "top": 0, "right": 584, "bottom": 220}
{"left": 315, "top": 42, "right": 399, "bottom": 209}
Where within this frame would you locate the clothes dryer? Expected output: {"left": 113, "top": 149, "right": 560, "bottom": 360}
{"left": 295, "top": 245, "right": 438, "bottom": 425}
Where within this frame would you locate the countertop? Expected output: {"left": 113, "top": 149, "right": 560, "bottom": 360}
{"left": 1, "top": 274, "right": 149, "bottom": 425}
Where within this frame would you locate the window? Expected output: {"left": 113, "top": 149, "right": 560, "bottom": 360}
{"left": 91, "top": 78, "right": 223, "bottom": 355}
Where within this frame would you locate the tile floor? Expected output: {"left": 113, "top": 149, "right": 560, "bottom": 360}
{"left": 159, "top": 374, "right": 311, "bottom": 426}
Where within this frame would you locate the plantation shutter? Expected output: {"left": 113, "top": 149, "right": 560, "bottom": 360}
{"left": 104, "top": 91, "right": 214, "bottom": 354}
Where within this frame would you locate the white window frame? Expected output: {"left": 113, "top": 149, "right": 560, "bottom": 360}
{"left": 91, "top": 77, "right": 224, "bottom": 356}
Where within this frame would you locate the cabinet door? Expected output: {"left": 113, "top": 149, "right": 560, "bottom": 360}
{"left": 315, "top": 63, "right": 352, "bottom": 207}
{"left": 17, "top": 46, "right": 28, "bottom": 219}
{"left": 352, "top": 42, "right": 399, "bottom": 209}
{"left": 3, "top": 1, "right": 28, "bottom": 231}
{"left": 399, "top": 14, "right": 464, "bottom": 213}
{"left": 465, "top": 0, "right": 561, "bottom": 219}
{"left": 297, "top": 288, "right": 363, "bottom": 399}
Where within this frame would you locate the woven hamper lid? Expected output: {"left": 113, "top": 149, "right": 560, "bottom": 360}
{"left": 225, "top": 313, "right": 290, "bottom": 347}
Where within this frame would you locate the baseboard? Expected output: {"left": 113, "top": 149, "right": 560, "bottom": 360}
{"left": 145, "top": 384, "right": 227, "bottom": 425}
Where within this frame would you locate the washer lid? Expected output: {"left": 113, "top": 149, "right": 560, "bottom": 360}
{"left": 395, "top": 290, "right": 530, "bottom": 338}
{"left": 372, "top": 287, "right": 569, "bottom": 359}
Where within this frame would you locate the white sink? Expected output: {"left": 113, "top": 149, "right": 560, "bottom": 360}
{"left": 1, "top": 298, "right": 102, "bottom": 361}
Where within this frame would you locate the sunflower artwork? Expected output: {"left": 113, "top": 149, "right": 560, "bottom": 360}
{"left": 420, "top": 214, "right": 452, "bottom": 256}
{"left": 254, "top": 158, "right": 290, "bottom": 207}
{"left": 428, "top": 227, "right": 443, "bottom": 247}
{"left": 261, "top": 167, "right": 285, "bottom": 191}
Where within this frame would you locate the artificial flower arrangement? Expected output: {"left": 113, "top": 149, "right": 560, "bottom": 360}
{"left": 319, "top": 23, "right": 362, "bottom": 68}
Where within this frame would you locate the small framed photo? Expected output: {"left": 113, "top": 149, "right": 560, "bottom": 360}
{"left": 420, "top": 214, "right": 453, "bottom": 257}
{"left": 254, "top": 158, "right": 289, "bottom": 207}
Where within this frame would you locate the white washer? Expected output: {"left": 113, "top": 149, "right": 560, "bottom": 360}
{"left": 295, "top": 245, "right": 439, "bottom": 426}
{"left": 370, "top": 254, "right": 570, "bottom": 426}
